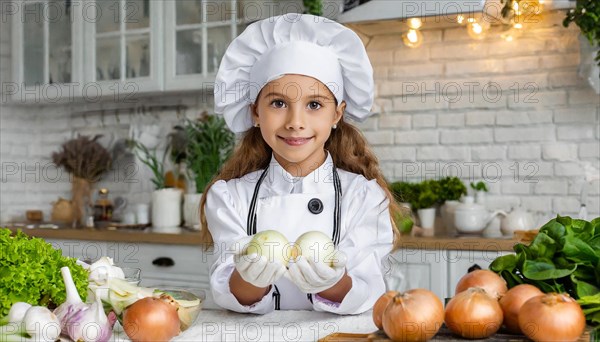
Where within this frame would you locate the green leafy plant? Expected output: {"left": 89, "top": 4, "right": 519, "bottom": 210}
{"left": 564, "top": 0, "right": 600, "bottom": 67}
{"left": 490, "top": 215, "right": 600, "bottom": 325}
{"left": 303, "top": 0, "right": 322, "bottom": 15}
{"left": 0, "top": 229, "right": 89, "bottom": 316}
{"left": 184, "top": 113, "right": 235, "bottom": 194}
{"left": 470, "top": 181, "right": 488, "bottom": 192}
{"left": 438, "top": 177, "right": 467, "bottom": 202}
{"left": 131, "top": 141, "right": 166, "bottom": 190}
{"left": 389, "top": 180, "right": 439, "bottom": 210}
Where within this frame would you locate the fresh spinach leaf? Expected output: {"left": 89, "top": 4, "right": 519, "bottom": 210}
{"left": 523, "top": 259, "right": 577, "bottom": 280}
{"left": 563, "top": 235, "right": 599, "bottom": 265}
{"left": 539, "top": 219, "right": 566, "bottom": 244}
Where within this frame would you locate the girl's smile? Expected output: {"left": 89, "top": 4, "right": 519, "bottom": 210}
{"left": 252, "top": 74, "right": 345, "bottom": 177}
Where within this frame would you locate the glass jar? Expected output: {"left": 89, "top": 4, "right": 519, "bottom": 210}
{"left": 94, "top": 188, "right": 114, "bottom": 222}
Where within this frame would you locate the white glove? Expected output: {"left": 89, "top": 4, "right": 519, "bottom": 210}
{"left": 286, "top": 250, "right": 348, "bottom": 294}
{"left": 233, "top": 237, "right": 287, "bottom": 288}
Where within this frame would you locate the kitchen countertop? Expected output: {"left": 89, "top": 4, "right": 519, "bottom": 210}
{"left": 4, "top": 226, "right": 520, "bottom": 251}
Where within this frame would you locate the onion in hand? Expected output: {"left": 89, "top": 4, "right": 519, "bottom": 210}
{"left": 455, "top": 269, "right": 507, "bottom": 299}
{"left": 123, "top": 295, "right": 180, "bottom": 342}
{"left": 372, "top": 291, "right": 398, "bottom": 330}
{"left": 292, "top": 231, "right": 336, "bottom": 266}
{"left": 445, "top": 287, "right": 503, "bottom": 339}
{"left": 499, "top": 284, "right": 543, "bottom": 334}
{"left": 382, "top": 289, "right": 444, "bottom": 342}
{"left": 246, "top": 230, "right": 292, "bottom": 266}
{"left": 518, "top": 293, "right": 585, "bottom": 342}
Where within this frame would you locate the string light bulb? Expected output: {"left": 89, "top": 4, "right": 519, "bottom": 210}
{"left": 457, "top": 14, "right": 465, "bottom": 25}
{"left": 402, "top": 28, "right": 424, "bottom": 48}
{"left": 467, "top": 20, "right": 489, "bottom": 40}
{"left": 408, "top": 17, "right": 422, "bottom": 30}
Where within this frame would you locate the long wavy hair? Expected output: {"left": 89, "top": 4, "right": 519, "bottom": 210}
{"left": 199, "top": 118, "right": 402, "bottom": 250}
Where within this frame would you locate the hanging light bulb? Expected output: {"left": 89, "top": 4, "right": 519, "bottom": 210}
{"left": 457, "top": 14, "right": 465, "bottom": 25}
{"left": 402, "top": 29, "right": 424, "bottom": 48}
{"left": 500, "top": 20, "right": 524, "bottom": 42}
{"left": 467, "top": 20, "right": 489, "bottom": 40}
{"left": 520, "top": 0, "right": 543, "bottom": 15}
{"left": 512, "top": 0, "right": 521, "bottom": 16}
{"left": 408, "top": 18, "right": 422, "bottom": 30}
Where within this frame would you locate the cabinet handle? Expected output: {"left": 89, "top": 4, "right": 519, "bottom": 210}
{"left": 152, "top": 257, "right": 175, "bottom": 267}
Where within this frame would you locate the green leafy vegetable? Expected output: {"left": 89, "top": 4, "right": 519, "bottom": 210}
{"left": 490, "top": 215, "right": 600, "bottom": 326}
{"left": 0, "top": 229, "right": 89, "bottom": 316}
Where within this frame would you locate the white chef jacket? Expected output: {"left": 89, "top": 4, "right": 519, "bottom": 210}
{"left": 204, "top": 152, "right": 393, "bottom": 315}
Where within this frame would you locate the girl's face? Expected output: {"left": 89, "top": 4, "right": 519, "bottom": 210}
{"left": 252, "top": 74, "right": 345, "bottom": 177}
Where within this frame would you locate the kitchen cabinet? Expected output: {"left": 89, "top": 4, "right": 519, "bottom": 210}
{"left": 386, "top": 249, "right": 512, "bottom": 300}
{"left": 47, "top": 238, "right": 211, "bottom": 291}
{"left": 11, "top": 0, "right": 85, "bottom": 100}
{"left": 9, "top": 0, "right": 305, "bottom": 102}
{"left": 82, "top": 0, "right": 164, "bottom": 95}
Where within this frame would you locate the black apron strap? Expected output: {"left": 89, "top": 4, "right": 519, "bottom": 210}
{"left": 332, "top": 165, "right": 342, "bottom": 246}
{"left": 273, "top": 285, "right": 281, "bottom": 310}
{"left": 247, "top": 168, "right": 269, "bottom": 236}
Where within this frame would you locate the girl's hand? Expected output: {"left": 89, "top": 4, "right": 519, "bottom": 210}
{"left": 235, "top": 253, "right": 287, "bottom": 288}
{"left": 286, "top": 251, "right": 347, "bottom": 293}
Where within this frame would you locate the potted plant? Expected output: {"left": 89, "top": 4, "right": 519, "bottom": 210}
{"left": 414, "top": 180, "right": 440, "bottom": 231}
{"left": 470, "top": 181, "right": 489, "bottom": 206}
{"left": 439, "top": 177, "right": 467, "bottom": 234}
{"left": 52, "top": 135, "right": 112, "bottom": 227}
{"left": 389, "top": 180, "right": 438, "bottom": 231}
{"left": 132, "top": 141, "right": 182, "bottom": 231}
{"left": 182, "top": 112, "right": 235, "bottom": 230}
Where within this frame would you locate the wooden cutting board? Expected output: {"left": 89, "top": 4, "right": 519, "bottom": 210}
{"left": 319, "top": 326, "right": 593, "bottom": 341}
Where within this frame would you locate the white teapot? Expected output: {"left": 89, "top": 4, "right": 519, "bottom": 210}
{"left": 500, "top": 207, "right": 536, "bottom": 236}
{"left": 454, "top": 196, "right": 507, "bottom": 234}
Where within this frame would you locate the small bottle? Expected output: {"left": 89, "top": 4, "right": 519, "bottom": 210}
{"left": 94, "top": 188, "right": 114, "bottom": 222}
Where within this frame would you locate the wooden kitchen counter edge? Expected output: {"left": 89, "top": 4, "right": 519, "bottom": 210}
{"left": 6, "top": 227, "right": 520, "bottom": 251}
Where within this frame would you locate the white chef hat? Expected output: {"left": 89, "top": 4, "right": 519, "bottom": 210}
{"left": 214, "top": 13, "right": 374, "bottom": 133}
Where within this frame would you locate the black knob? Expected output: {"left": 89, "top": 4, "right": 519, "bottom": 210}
{"left": 152, "top": 257, "right": 175, "bottom": 267}
{"left": 307, "top": 198, "right": 323, "bottom": 214}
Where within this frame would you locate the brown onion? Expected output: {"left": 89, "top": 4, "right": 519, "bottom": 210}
{"left": 445, "top": 287, "right": 503, "bottom": 339}
{"left": 123, "top": 296, "right": 181, "bottom": 342}
{"left": 519, "top": 293, "right": 586, "bottom": 342}
{"left": 455, "top": 269, "right": 507, "bottom": 299}
{"left": 372, "top": 291, "right": 398, "bottom": 330}
{"left": 499, "top": 284, "right": 544, "bottom": 334}
{"left": 382, "top": 289, "right": 444, "bottom": 342}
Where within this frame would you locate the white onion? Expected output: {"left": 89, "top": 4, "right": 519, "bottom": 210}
{"left": 246, "top": 230, "right": 292, "bottom": 266}
{"left": 292, "top": 231, "right": 336, "bottom": 266}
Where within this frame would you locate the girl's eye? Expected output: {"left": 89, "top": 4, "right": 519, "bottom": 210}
{"left": 308, "top": 101, "right": 322, "bottom": 110}
{"left": 270, "top": 100, "right": 286, "bottom": 108}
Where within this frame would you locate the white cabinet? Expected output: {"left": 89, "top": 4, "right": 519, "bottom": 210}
{"left": 11, "top": 0, "right": 85, "bottom": 100}
{"left": 82, "top": 0, "right": 164, "bottom": 94}
{"left": 386, "top": 249, "right": 512, "bottom": 300}
{"left": 47, "top": 239, "right": 211, "bottom": 291}
{"left": 386, "top": 249, "right": 448, "bottom": 300}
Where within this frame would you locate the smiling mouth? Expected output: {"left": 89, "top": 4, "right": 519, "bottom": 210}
{"left": 279, "top": 136, "right": 313, "bottom": 146}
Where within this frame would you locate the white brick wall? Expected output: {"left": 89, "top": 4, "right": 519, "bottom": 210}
{"left": 0, "top": 10, "right": 599, "bottom": 224}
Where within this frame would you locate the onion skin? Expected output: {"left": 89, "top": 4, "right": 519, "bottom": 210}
{"left": 372, "top": 291, "right": 398, "bottom": 330}
{"left": 382, "top": 289, "right": 444, "bottom": 342}
{"left": 123, "top": 297, "right": 180, "bottom": 342}
{"left": 499, "top": 284, "right": 543, "bottom": 334}
{"left": 518, "top": 293, "right": 586, "bottom": 342}
{"left": 455, "top": 269, "right": 507, "bottom": 299}
{"left": 445, "top": 287, "right": 503, "bottom": 339}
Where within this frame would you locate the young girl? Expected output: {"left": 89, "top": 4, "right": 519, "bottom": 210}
{"left": 199, "top": 13, "right": 401, "bottom": 315}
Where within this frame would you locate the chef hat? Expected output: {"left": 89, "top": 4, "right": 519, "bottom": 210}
{"left": 214, "top": 13, "right": 374, "bottom": 133}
